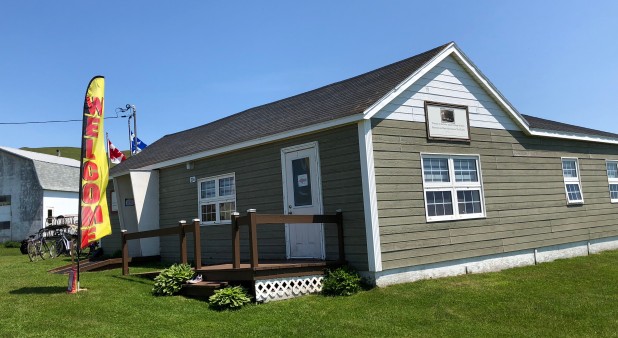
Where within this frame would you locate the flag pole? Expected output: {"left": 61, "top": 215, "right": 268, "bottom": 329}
{"left": 132, "top": 105, "right": 137, "bottom": 155}
{"left": 106, "top": 132, "right": 111, "bottom": 168}
{"left": 127, "top": 114, "right": 132, "bottom": 157}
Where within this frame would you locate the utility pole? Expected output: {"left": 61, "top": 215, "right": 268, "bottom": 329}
{"left": 118, "top": 104, "right": 137, "bottom": 156}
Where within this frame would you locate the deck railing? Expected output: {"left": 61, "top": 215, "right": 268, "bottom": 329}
{"left": 231, "top": 209, "right": 344, "bottom": 269}
{"left": 121, "top": 219, "right": 201, "bottom": 275}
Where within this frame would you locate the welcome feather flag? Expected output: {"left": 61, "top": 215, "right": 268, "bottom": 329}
{"left": 78, "top": 76, "right": 112, "bottom": 249}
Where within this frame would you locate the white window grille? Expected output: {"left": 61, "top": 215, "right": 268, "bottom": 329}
{"left": 197, "top": 173, "right": 236, "bottom": 224}
{"left": 421, "top": 154, "right": 485, "bottom": 222}
{"left": 607, "top": 161, "right": 618, "bottom": 203}
{"left": 562, "top": 158, "right": 584, "bottom": 204}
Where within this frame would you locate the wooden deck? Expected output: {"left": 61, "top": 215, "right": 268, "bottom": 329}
{"left": 196, "top": 259, "right": 344, "bottom": 282}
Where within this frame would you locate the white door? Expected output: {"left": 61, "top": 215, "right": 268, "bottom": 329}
{"left": 282, "top": 142, "right": 324, "bottom": 259}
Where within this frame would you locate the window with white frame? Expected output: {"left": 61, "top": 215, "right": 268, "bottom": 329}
{"left": 607, "top": 161, "right": 618, "bottom": 203}
{"left": 421, "top": 155, "right": 485, "bottom": 222}
{"left": 562, "top": 158, "right": 584, "bottom": 204}
{"left": 198, "top": 173, "right": 236, "bottom": 224}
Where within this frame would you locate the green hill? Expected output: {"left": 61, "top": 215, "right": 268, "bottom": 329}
{"left": 21, "top": 147, "right": 131, "bottom": 162}
{"left": 21, "top": 147, "right": 82, "bottom": 161}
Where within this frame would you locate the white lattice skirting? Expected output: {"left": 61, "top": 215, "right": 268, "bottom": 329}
{"left": 255, "top": 275, "right": 324, "bottom": 302}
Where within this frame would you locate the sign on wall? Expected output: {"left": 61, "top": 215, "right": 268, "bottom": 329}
{"left": 424, "top": 101, "right": 470, "bottom": 141}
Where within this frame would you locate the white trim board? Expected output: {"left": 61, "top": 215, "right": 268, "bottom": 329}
{"left": 358, "top": 120, "right": 382, "bottom": 272}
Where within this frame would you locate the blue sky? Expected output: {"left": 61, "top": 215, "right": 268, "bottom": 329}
{"left": 1, "top": 1, "right": 617, "bottom": 149}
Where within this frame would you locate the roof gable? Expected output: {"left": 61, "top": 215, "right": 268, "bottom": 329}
{"left": 364, "top": 43, "right": 618, "bottom": 144}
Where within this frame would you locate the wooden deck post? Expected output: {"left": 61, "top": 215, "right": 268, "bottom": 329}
{"left": 192, "top": 219, "right": 201, "bottom": 268}
{"left": 179, "top": 220, "right": 187, "bottom": 264}
{"left": 231, "top": 212, "right": 240, "bottom": 269}
{"left": 121, "top": 230, "right": 129, "bottom": 275}
{"left": 336, "top": 209, "right": 345, "bottom": 262}
{"left": 247, "top": 209, "right": 259, "bottom": 268}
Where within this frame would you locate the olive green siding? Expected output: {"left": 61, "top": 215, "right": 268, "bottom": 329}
{"left": 372, "top": 118, "right": 618, "bottom": 271}
{"left": 158, "top": 124, "right": 368, "bottom": 270}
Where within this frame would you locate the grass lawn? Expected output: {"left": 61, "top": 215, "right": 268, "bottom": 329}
{"left": 1, "top": 247, "right": 617, "bottom": 337}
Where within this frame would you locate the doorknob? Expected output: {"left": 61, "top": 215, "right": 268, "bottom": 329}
{"left": 288, "top": 204, "right": 292, "bottom": 214}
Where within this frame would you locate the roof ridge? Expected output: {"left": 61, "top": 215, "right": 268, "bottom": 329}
{"left": 162, "top": 42, "right": 452, "bottom": 139}
{"left": 522, "top": 114, "right": 618, "bottom": 139}
{"left": 0, "top": 146, "right": 81, "bottom": 167}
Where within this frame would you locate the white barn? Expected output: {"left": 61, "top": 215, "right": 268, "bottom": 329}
{"left": 0, "top": 147, "right": 80, "bottom": 242}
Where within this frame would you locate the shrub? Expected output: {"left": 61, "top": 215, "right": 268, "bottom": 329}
{"left": 208, "top": 286, "right": 252, "bottom": 310}
{"left": 321, "top": 266, "right": 362, "bottom": 296}
{"left": 3, "top": 241, "right": 21, "bottom": 248}
{"left": 152, "top": 263, "right": 194, "bottom": 296}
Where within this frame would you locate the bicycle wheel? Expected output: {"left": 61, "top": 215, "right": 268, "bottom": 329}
{"left": 27, "top": 241, "right": 38, "bottom": 262}
{"left": 35, "top": 241, "right": 46, "bottom": 260}
{"left": 40, "top": 239, "right": 53, "bottom": 259}
{"left": 55, "top": 239, "right": 66, "bottom": 257}
{"left": 47, "top": 240, "right": 57, "bottom": 258}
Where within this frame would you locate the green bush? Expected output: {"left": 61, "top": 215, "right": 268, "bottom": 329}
{"left": 3, "top": 241, "right": 21, "bottom": 248}
{"left": 152, "top": 263, "right": 194, "bottom": 296}
{"left": 208, "top": 286, "right": 252, "bottom": 310}
{"left": 321, "top": 266, "right": 362, "bottom": 296}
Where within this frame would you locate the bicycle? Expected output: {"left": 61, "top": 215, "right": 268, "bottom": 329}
{"left": 26, "top": 230, "right": 54, "bottom": 262}
{"left": 54, "top": 231, "right": 77, "bottom": 257}
{"left": 54, "top": 231, "right": 99, "bottom": 259}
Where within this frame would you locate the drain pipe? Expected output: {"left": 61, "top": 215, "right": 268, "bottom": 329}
{"left": 534, "top": 248, "right": 538, "bottom": 265}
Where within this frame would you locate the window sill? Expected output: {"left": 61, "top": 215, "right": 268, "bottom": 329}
{"left": 426, "top": 214, "right": 486, "bottom": 223}
{"left": 566, "top": 201, "right": 584, "bottom": 205}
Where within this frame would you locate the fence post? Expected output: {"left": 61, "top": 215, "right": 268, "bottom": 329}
{"left": 121, "top": 230, "right": 129, "bottom": 275}
{"left": 179, "top": 220, "right": 187, "bottom": 264}
{"left": 247, "top": 209, "right": 259, "bottom": 268}
{"left": 336, "top": 209, "right": 345, "bottom": 262}
{"left": 192, "top": 219, "right": 201, "bottom": 269}
{"left": 231, "top": 212, "right": 240, "bottom": 269}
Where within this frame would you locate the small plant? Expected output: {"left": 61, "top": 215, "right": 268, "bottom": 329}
{"left": 208, "top": 285, "right": 252, "bottom": 310}
{"left": 152, "top": 263, "right": 194, "bottom": 296}
{"left": 3, "top": 241, "right": 21, "bottom": 248}
{"left": 321, "top": 266, "right": 362, "bottom": 296}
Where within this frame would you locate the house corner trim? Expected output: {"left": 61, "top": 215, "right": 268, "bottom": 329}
{"left": 358, "top": 120, "right": 382, "bottom": 272}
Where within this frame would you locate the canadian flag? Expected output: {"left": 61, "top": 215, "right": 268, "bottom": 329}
{"left": 108, "top": 139, "right": 127, "bottom": 164}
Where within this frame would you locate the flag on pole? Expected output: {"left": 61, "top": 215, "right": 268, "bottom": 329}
{"left": 130, "top": 132, "right": 148, "bottom": 154}
{"left": 108, "top": 139, "right": 127, "bottom": 164}
{"left": 78, "top": 76, "right": 112, "bottom": 250}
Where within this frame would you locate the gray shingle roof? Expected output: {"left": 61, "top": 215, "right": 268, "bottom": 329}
{"left": 32, "top": 161, "right": 79, "bottom": 192}
{"left": 111, "top": 42, "right": 452, "bottom": 175}
{"left": 522, "top": 114, "right": 618, "bottom": 139}
{"left": 0, "top": 147, "right": 79, "bottom": 192}
{"left": 110, "top": 42, "right": 618, "bottom": 177}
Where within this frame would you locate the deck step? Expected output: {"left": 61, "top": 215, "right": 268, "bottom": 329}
{"left": 181, "top": 281, "right": 228, "bottom": 298}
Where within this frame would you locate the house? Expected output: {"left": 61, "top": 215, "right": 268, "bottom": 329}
{"left": 0, "top": 147, "right": 80, "bottom": 242}
{"left": 108, "top": 42, "right": 618, "bottom": 299}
